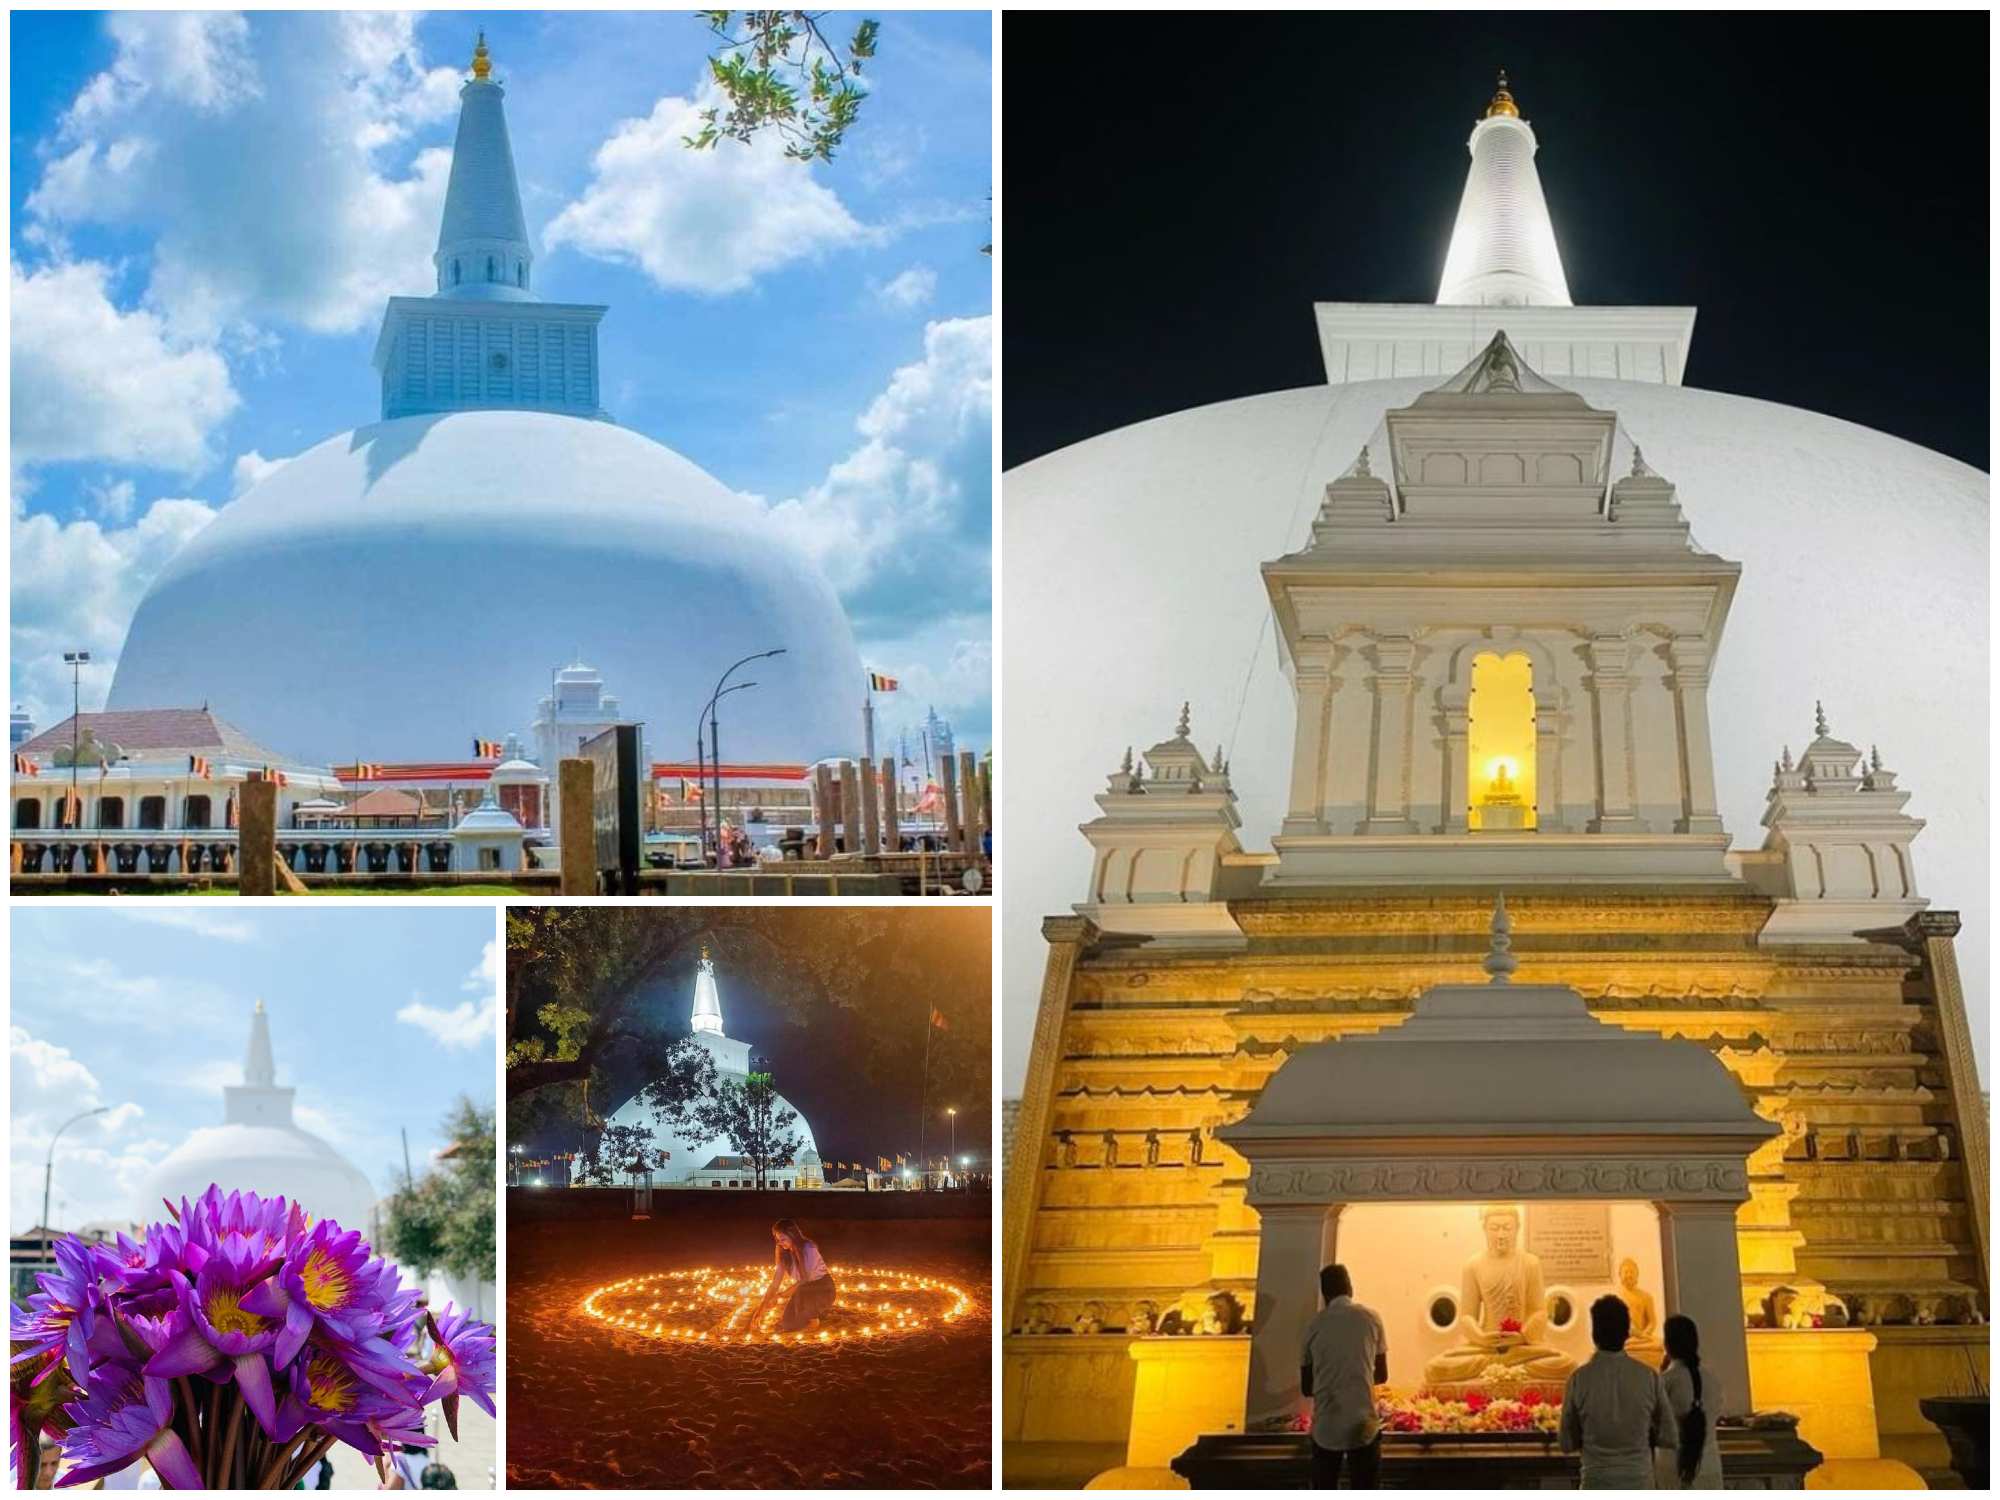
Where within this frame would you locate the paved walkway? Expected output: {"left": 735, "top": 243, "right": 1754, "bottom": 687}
{"left": 325, "top": 1403, "right": 497, "bottom": 1490}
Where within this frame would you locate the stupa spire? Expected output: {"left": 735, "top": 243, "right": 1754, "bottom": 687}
{"left": 690, "top": 945, "right": 724, "bottom": 1036}
{"left": 244, "top": 999, "right": 276, "bottom": 1087}
{"left": 1437, "top": 70, "right": 1571, "bottom": 308}
{"left": 434, "top": 31, "right": 534, "bottom": 301}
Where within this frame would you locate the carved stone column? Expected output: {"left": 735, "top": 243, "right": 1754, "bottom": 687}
{"left": 1587, "top": 635, "right": 1638, "bottom": 830}
{"left": 1283, "top": 659, "right": 1334, "bottom": 836}
{"left": 1908, "top": 911, "right": 1988, "bottom": 1287}
{"left": 1656, "top": 1201, "right": 1753, "bottom": 1417}
{"left": 1002, "top": 916, "right": 1097, "bottom": 1335}
{"left": 1532, "top": 688, "right": 1563, "bottom": 832}
{"left": 1668, "top": 637, "right": 1725, "bottom": 834}
{"left": 1439, "top": 685, "right": 1470, "bottom": 833}
{"left": 1243, "top": 1200, "right": 1326, "bottom": 1430}
{"left": 1363, "top": 635, "right": 1419, "bottom": 834}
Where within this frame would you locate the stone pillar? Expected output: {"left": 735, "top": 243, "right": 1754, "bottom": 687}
{"left": 959, "top": 751, "right": 982, "bottom": 854}
{"left": 1362, "top": 635, "right": 1418, "bottom": 834}
{"left": 1243, "top": 1201, "right": 1326, "bottom": 1430}
{"left": 857, "top": 752, "right": 880, "bottom": 857}
{"left": 1532, "top": 689, "right": 1564, "bottom": 832}
{"left": 1439, "top": 687, "right": 1470, "bottom": 833}
{"left": 1908, "top": 912, "right": 1988, "bottom": 1287}
{"left": 836, "top": 760, "right": 859, "bottom": 854}
{"left": 880, "top": 757, "right": 900, "bottom": 852}
{"left": 1656, "top": 1201, "right": 1753, "bottom": 1417}
{"left": 239, "top": 779, "right": 277, "bottom": 896}
{"left": 1002, "top": 916, "right": 1096, "bottom": 1334}
{"left": 939, "top": 759, "right": 964, "bottom": 852}
{"left": 1283, "top": 660, "right": 1333, "bottom": 835}
{"left": 1587, "top": 635, "right": 1638, "bottom": 830}
{"left": 1667, "top": 638, "right": 1725, "bottom": 834}
{"left": 558, "top": 760, "right": 594, "bottom": 895}
{"left": 813, "top": 764, "right": 837, "bottom": 858}
{"left": 979, "top": 758, "right": 994, "bottom": 847}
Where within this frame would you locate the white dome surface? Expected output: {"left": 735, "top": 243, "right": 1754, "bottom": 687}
{"left": 108, "top": 410, "right": 864, "bottom": 765}
{"left": 1001, "top": 377, "right": 1989, "bottom": 1082}
{"left": 606, "top": 1086, "right": 819, "bottom": 1184}
{"left": 143, "top": 1122, "right": 378, "bottom": 1237}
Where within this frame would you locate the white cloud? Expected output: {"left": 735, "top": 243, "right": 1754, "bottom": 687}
{"left": 10, "top": 258, "right": 239, "bottom": 473}
{"left": 10, "top": 1025, "right": 160, "bottom": 1233}
{"left": 859, "top": 617, "right": 992, "bottom": 746}
{"left": 397, "top": 994, "right": 497, "bottom": 1051}
{"left": 873, "top": 264, "right": 936, "bottom": 310}
{"left": 11, "top": 491, "right": 218, "bottom": 726}
{"left": 468, "top": 938, "right": 499, "bottom": 993}
{"left": 231, "top": 448, "right": 294, "bottom": 497}
{"left": 105, "top": 907, "right": 257, "bottom": 943}
{"left": 545, "top": 81, "right": 869, "bottom": 294}
{"left": 25, "top": 12, "right": 458, "bottom": 341}
{"left": 765, "top": 314, "right": 992, "bottom": 634}
{"left": 87, "top": 477, "right": 137, "bottom": 524}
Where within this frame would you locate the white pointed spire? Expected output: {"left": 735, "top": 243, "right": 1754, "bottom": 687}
{"left": 690, "top": 945, "right": 724, "bottom": 1036}
{"left": 434, "top": 31, "right": 534, "bottom": 301}
{"left": 1437, "top": 71, "right": 1572, "bottom": 308}
{"left": 244, "top": 999, "right": 276, "bottom": 1086}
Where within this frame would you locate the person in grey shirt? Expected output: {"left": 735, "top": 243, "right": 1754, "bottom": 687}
{"left": 1300, "top": 1264, "right": 1388, "bottom": 1489}
{"left": 1560, "top": 1295, "right": 1674, "bottom": 1488}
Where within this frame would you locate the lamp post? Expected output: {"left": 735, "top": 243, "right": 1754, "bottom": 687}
{"left": 697, "top": 681, "right": 761, "bottom": 866}
{"left": 42, "top": 1105, "right": 109, "bottom": 1267}
{"left": 703, "top": 649, "right": 785, "bottom": 862}
{"left": 61, "top": 650, "right": 90, "bottom": 836}
{"left": 947, "top": 1106, "right": 957, "bottom": 1186}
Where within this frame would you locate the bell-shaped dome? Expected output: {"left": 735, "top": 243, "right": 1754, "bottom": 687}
{"left": 107, "top": 411, "right": 863, "bottom": 764}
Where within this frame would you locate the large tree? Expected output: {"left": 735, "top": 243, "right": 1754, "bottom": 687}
{"left": 380, "top": 1096, "right": 495, "bottom": 1284}
{"left": 691, "top": 1073, "right": 803, "bottom": 1191}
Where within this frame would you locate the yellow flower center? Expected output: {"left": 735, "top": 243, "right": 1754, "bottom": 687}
{"left": 204, "top": 1286, "right": 268, "bottom": 1338}
{"left": 306, "top": 1354, "right": 355, "bottom": 1413}
{"left": 299, "top": 1250, "right": 349, "bottom": 1310}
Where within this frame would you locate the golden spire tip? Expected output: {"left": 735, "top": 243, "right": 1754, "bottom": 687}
{"left": 471, "top": 30, "right": 492, "bottom": 81}
{"left": 1484, "top": 67, "right": 1519, "bottom": 119}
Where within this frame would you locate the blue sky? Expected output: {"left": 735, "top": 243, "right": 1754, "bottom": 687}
{"left": 10, "top": 10, "right": 993, "bottom": 748}
{"left": 10, "top": 904, "right": 496, "bottom": 1235}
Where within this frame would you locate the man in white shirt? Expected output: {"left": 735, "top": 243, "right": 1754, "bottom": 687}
{"left": 1300, "top": 1263, "right": 1389, "bottom": 1489}
{"left": 1560, "top": 1295, "right": 1675, "bottom": 1488}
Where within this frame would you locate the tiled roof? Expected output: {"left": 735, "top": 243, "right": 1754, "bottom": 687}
{"left": 17, "top": 709, "right": 289, "bottom": 765}
{"left": 349, "top": 788, "right": 423, "bottom": 816}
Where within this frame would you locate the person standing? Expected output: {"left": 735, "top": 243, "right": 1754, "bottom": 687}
{"left": 1300, "top": 1263, "right": 1388, "bottom": 1489}
{"left": 1653, "top": 1315, "right": 1723, "bottom": 1488}
{"left": 1560, "top": 1295, "right": 1674, "bottom": 1488}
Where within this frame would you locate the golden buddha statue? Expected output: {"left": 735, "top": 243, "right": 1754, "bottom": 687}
{"left": 1616, "top": 1256, "right": 1665, "bottom": 1366}
{"left": 1422, "top": 1206, "right": 1577, "bottom": 1396}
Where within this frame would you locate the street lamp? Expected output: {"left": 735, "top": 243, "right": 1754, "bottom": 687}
{"left": 695, "top": 681, "right": 760, "bottom": 866}
{"left": 42, "top": 1105, "right": 109, "bottom": 1266}
{"left": 703, "top": 649, "right": 785, "bottom": 862}
{"left": 62, "top": 650, "right": 90, "bottom": 835}
{"left": 947, "top": 1106, "right": 957, "bottom": 1182}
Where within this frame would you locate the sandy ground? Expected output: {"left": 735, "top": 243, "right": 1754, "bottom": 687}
{"left": 507, "top": 1216, "right": 991, "bottom": 1489}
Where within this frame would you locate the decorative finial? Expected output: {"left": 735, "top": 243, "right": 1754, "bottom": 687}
{"left": 700, "top": 942, "right": 710, "bottom": 962}
{"left": 1631, "top": 444, "right": 1650, "bottom": 478}
{"left": 1354, "top": 444, "right": 1372, "bottom": 478}
{"left": 1213, "top": 744, "right": 1225, "bottom": 769}
{"left": 1814, "top": 700, "right": 1828, "bottom": 737}
{"left": 254, "top": 998, "right": 266, "bottom": 1014}
{"left": 1870, "top": 745, "right": 1882, "bottom": 771}
{"left": 471, "top": 30, "right": 491, "bottom": 80}
{"left": 1176, "top": 701, "right": 1190, "bottom": 738}
{"left": 1781, "top": 745, "right": 1793, "bottom": 772}
{"left": 1119, "top": 745, "right": 1133, "bottom": 773}
{"left": 1483, "top": 893, "right": 1518, "bottom": 985}
{"left": 1485, "top": 68, "right": 1519, "bottom": 119}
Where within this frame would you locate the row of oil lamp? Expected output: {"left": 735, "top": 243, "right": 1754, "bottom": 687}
{"left": 581, "top": 1264, "right": 975, "bottom": 1345}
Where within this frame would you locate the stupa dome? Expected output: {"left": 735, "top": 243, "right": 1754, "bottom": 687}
{"left": 141, "top": 1002, "right": 378, "bottom": 1234}
{"left": 107, "top": 410, "right": 863, "bottom": 763}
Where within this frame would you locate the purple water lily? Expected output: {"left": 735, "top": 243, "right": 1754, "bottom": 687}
{"left": 52, "top": 1372, "right": 199, "bottom": 1490}
{"left": 10, "top": 1184, "right": 495, "bottom": 1490}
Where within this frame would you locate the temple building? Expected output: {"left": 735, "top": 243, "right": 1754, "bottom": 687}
{"left": 145, "top": 1002, "right": 378, "bottom": 1235}
{"left": 605, "top": 947, "right": 821, "bottom": 1187}
{"left": 104, "top": 34, "right": 863, "bottom": 771}
{"left": 1003, "top": 78, "right": 1986, "bottom": 1488}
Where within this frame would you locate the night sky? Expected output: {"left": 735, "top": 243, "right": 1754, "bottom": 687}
{"left": 588, "top": 909, "right": 992, "bottom": 1173}
{"left": 1001, "top": 12, "right": 1989, "bottom": 471}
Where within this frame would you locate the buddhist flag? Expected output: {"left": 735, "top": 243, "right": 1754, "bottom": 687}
{"left": 353, "top": 762, "right": 384, "bottom": 780}
{"left": 258, "top": 766, "right": 288, "bottom": 789}
{"left": 930, "top": 1006, "right": 948, "bottom": 1032}
{"left": 868, "top": 671, "right": 899, "bottom": 692}
{"left": 188, "top": 755, "right": 212, "bottom": 779}
{"left": 61, "top": 789, "right": 82, "bottom": 826}
{"left": 680, "top": 778, "right": 702, "bottom": 801}
{"left": 878, "top": 1156, "right": 891, "bottom": 1172}
{"left": 914, "top": 781, "right": 943, "bottom": 815}
{"left": 473, "top": 739, "right": 504, "bottom": 759}
{"left": 12, "top": 753, "right": 37, "bottom": 776}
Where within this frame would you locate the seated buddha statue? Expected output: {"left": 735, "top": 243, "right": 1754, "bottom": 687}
{"left": 1616, "top": 1256, "right": 1665, "bottom": 1367}
{"left": 1423, "top": 1206, "right": 1577, "bottom": 1396}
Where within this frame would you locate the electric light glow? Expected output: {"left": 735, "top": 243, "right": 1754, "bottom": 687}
{"left": 580, "top": 1264, "right": 975, "bottom": 1346}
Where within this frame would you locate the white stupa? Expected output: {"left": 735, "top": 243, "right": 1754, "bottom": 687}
{"left": 142, "top": 1001, "right": 378, "bottom": 1233}
{"left": 107, "top": 33, "right": 863, "bottom": 766}
{"left": 606, "top": 946, "right": 819, "bottom": 1185}
{"left": 1003, "top": 71, "right": 1988, "bottom": 1043}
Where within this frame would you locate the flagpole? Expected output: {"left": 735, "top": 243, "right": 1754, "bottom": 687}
{"left": 918, "top": 998, "right": 932, "bottom": 1192}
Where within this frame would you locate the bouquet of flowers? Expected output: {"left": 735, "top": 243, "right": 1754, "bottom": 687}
{"left": 10, "top": 1186, "right": 495, "bottom": 1489}
{"left": 1376, "top": 1388, "right": 1563, "bottom": 1436}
